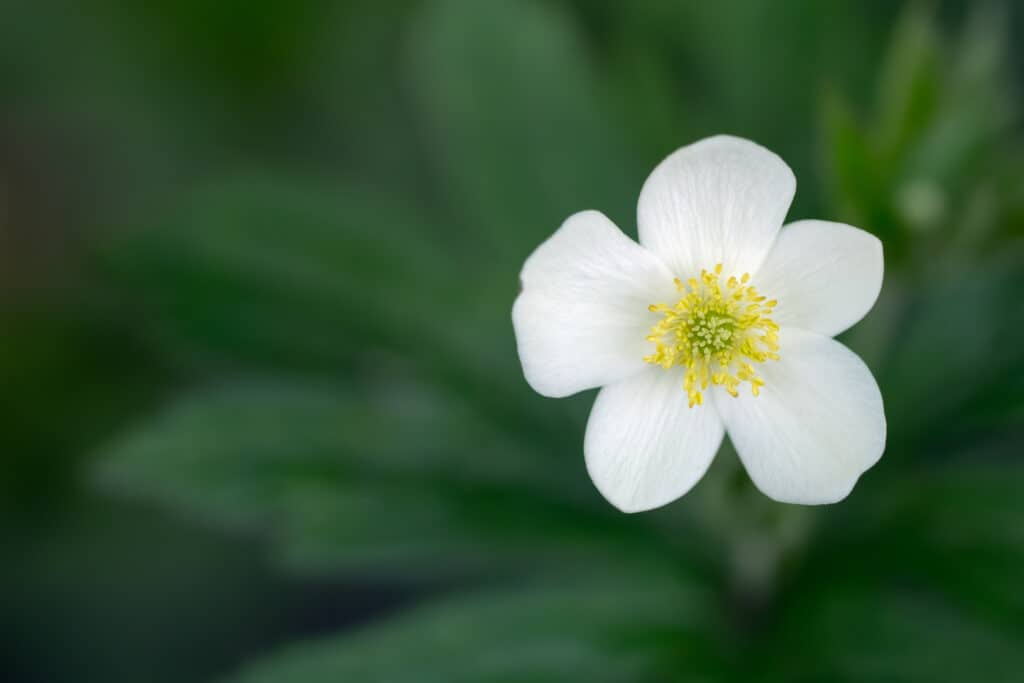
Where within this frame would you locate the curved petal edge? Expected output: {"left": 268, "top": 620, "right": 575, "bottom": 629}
{"left": 754, "top": 220, "right": 884, "bottom": 338}
{"left": 585, "top": 368, "right": 725, "bottom": 512}
{"left": 513, "top": 211, "right": 676, "bottom": 398}
{"left": 714, "top": 329, "right": 886, "bottom": 505}
{"left": 637, "top": 135, "right": 796, "bottom": 280}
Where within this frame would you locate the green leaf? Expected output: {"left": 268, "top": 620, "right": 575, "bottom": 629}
{"left": 222, "top": 573, "right": 717, "bottom": 683}
{"left": 94, "top": 382, "right": 661, "bottom": 578}
{"left": 890, "top": 462, "right": 1023, "bottom": 620}
{"left": 103, "top": 172, "right": 590, "bottom": 472}
{"left": 895, "top": 466, "right": 1024, "bottom": 624}
{"left": 105, "top": 176, "right": 458, "bottom": 370}
{"left": 0, "top": 308, "right": 166, "bottom": 508}
{"left": 821, "top": 3, "right": 1017, "bottom": 249}
{"left": 821, "top": 90, "right": 899, "bottom": 244}
{"left": 763, "top": 581, "right": 1024, "bottom": 683}
{"left": 874, "top": 5, "right": 941, "bottom": 163}
{"left": 878, "top": 255, "right": 1024, "bottom": 451}
{"left": 807, "top": 460, "right": 1024, "bottom": 641}
{"left": 898, "top": 6, "right": 1014, "bottom": 207}
{"left": 765, "top": 464, "right": 1024, "bottom": 680}
{"left": 407, "top": 0, "right": 639, "bottom": 262}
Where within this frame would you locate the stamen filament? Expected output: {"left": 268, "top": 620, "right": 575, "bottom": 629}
{"left": 644, "top": 263, "right": 780, "bottom": 407}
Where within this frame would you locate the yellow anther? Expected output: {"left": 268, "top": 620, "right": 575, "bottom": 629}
{"left": 643, "top": 264, "right": 780, "bottom": 408}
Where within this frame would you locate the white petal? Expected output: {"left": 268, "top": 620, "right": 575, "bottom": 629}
{"left": 753, "top": 220, "right": 883, "bottom": 337}
{"left": 584, "top": 368, "right": 725, "bottom": 512}
{"left": 637, "top": 135, "right": 796, "bottom": 279}
{"left": 714, "top": 329, "right": 886, "bottom": 505}
{"left": 512, "top": 211, "right": 677, "bottom": 398}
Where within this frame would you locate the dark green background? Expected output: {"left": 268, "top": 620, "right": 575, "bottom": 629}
{"left": 3, "top": 1, "right": 1023, "bottom": 681}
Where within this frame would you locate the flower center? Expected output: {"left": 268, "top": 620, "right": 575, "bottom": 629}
{"left": 644, "top": 263, "right": 780, "bottom": 408}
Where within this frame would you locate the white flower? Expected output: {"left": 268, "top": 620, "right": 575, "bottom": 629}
{"left": 512, "top": 135, "right": 885, "bottom": 512}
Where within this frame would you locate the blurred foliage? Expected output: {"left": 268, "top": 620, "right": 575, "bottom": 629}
{"left": 3, "top": 1, "right": 1024, "bottom": 682}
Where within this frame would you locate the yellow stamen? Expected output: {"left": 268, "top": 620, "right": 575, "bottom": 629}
{"left": 643, "top": 263, "right": 780, "bottom": 408}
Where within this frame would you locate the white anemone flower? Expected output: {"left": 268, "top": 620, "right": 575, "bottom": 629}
{"left": 512, "top": 135, "right": 885, "bottom": 512}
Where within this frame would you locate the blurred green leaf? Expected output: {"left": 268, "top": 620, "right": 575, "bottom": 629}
{"left": 822, "top": 90, "right": 898, "bottom": 242}
{"left": 407, "top": 0, "right": 639, "bottom": 261}
{"left": 0, "top": 303, "right": 167, "bottom": 511}
{"left": 760, "top": 462, "right": 1024, "bottom": 681}
{"left": 103, "top": 173, "right": 582, "bottom": 455}
{"left": 764, "top": 581, "right": 1024, "bottom": 683}
{"left": 822, "top": 3, "right": 1017, "bottom": 250}
{"left": 875, "top": 5, "right": 941, "bottom": 162}
{"left": 592, "top": 0, "right": 894, "bottom": 217}
{"left": 900, "top": 6, "right": 1014, "bottom": 210}
{"left": 2, "top": 496, "right": 291, "bottom": 683}
{"left": 879, "top": 253, "right": 1024, "bottom": 451}
{"left": 95, "top": 381, "right": 665, "bottom": 578}
{"left": 891, "top": 464, "right": 1024, "bottom": 624}
{"left": 222, "top": 573, "right": 716, "bottom": 683}
{"left": 106, "top": 175, "right": 457, "bottom": 371}
{"left": 807, "top": 460, "right": 1024, "bottom": 637}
